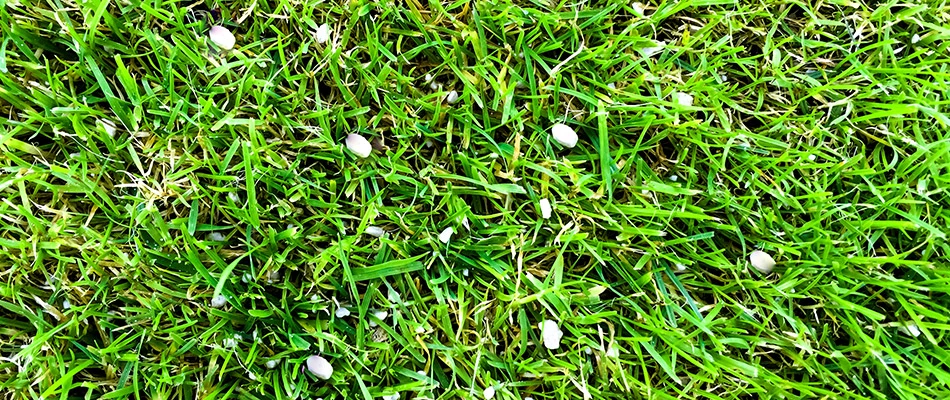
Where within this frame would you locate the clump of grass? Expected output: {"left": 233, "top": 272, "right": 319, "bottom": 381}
{"left": 1, "top": 1, "right": 949, "bottom": 399}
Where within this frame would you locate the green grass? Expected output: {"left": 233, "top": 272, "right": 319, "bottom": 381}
{"left": 2, "top": 0, "right": 950, "bottom": 398}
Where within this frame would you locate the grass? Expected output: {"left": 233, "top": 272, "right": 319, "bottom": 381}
{"left": 1, "top": 0, "right": 950, "bottom": 398}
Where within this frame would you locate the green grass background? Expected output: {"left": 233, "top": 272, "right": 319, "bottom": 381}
{"left": 1, "top": 0, "right": 949, "bottom": 398}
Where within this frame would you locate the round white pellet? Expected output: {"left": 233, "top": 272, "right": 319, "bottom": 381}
{"left": 749, "top": 250, "right": 776, "bottom": 274}
{"left": 306, "top": 355, "right": 333, "bottom": 380}
{"left": 605, "top": 343, "right": 619, "bottom": 357}
{"left": 551, "top": 123, "right": 578, "bottom": 148}
{"left": 211, "top": 294, "right": 227, "bottom": 308}
{"left": 316, "top": 23, "right": 331, "bottom": 44}
{"left": 632, "top": 2, "right": 645, "bottom": 15}
{"left": 539, "top": 319, "right": 563, "bottom": 350}
{"left": 539, "top": 199, "right": 552, "bottom": 219}
{"left": 674, "top": 92, "right": 693, "bottom": 107}
{"left": 345, "top": 133, "right": 373, "bottom": 158}
{"left": 369, "top": 310, "right": 388, "bottom": 327}
{"left": 335, "top": 307, "right": 350, "bottom": 318}
{"left": 100, "top": 119, "right": 117, "bottom": 137}
{"left": 365, "top": 226, "right": 385, "bottom": 237}
{"left": 208, "top": 26, "right": 236, "bottom": 50}
{"left": 899, "top": 323, "right": 921, "bottom": 337}
{"left": 446, "top": 90, "right": 460, "bottom": 104}
{"left": 438, "top": 227, "right": 454, "bottom": 243}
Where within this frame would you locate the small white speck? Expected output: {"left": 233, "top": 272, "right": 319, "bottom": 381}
{"left": 100, "top": 119, "right": 117, "bottom": 137}
{"left": 912, "top": 34, "right": 921, "bottom": 44}
{"left": 438, "top": 227, "right": 454, "bottom": 243}
{"left": 208, "top": 25, "right": 236, "bottom": 50}
{"left": 310, "top": 294, "right": 319, "bottom": 302}
{"left": 316, "top": 23, "right": 332, "bottom": 44}
{"left": 388, "top": 289, "right": 403, "bottom": 305}
{"left": 807, "top": 154, "right": 817, "bottom": 161}
{"left": 242, "top": 273, "right": 253, "bottom": 283}
{"left": 539, "top": 320, "right": 563, "bottom": 350}
{"left": 750, "top": 250, "right": 776, "bottom": 274}
{"left": 415, "top": 326, "right": 426, "bottom": 334}
{"left": 382, "top": 394, "right": 400, "bottom": 400}
{"left": 446, "top": 90, "right": 460, "bottom": 104}
{"left": 551, "top": 123, "right": 578, "bottom": 148}
{"left": 365, "top": 226, "right": 385, "bottom": 237}
{"left": 899, "top": 323, "right": 921, "bottom": 337}
{"left": 369, "top": 310, "right": 388, "bottom": 327}
{"left": 248, "top": 371, "right": 256, "bottom": 380}
{"left": 641, "top": 41, "right": 665, "bottom": 57}
{"left": 62, "top": 299, "right": 71, "bottom": 310}
{"left": 222, "top": 337, "right": 237, "bottom": 348}
{"left": 606, "top": 343, "right": 619, "bottom": 357}
{"left": 585, "top": 347, "right": 592, "bottom": 354}
{"left": 607, "top": 82, "right": 616, "bottom": 90}
{"left": 228, "top": 192, "right": 240, "bottom": 202}
{"left": 430, "top": 82, "right": 440, "bottom": 90}
{"left": 462, "top": 268, "right": 470, "bottom": 277}
{"left": 425, "top": 73, "right": 433, "bottom": 82}
{"left": 335, "top": 307, "right": 351, "bottom": 318}
{"left": 539, "top": 198, "right": 552, "bottom": 219}
{"left": 306, "top": 355, "right": 333, "bottom": 380}
{"left": 483, "top": 386, "right": 496, "bottom": 399}
{"left": 674, "top": 92, "right": 693, "bottom": 107}
{"left": 461, "top": 216, "right": 470, "bottom": 230}
{"left": 208, "top": 232, "right": 226, "bottom": 242}
{"left": 345, "top": 133, "right": 373, "bottom": 158}
{"left": 211, "top": 295, "right": 227, "bottom": 308}
{"left": 632, "top": 2, "right": 645, "bottom": 15}
{"left": 265, "top": 359, "right": 278, "bottom": 369}
{"left": 669, "top": 175, "right": 678, "bottom": 182}
{"left": 417, "top": 370, "right": 427, "bottom": 376}
{"left": 675, "top": 263, "right": 687, "bottom": 272}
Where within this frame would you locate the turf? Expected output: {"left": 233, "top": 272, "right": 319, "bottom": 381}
{"left": 1, "top": 0, "right": 950, "bottom": 399}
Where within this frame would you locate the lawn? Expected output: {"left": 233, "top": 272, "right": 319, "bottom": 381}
{"left": 1, "top": 0, "right": 949, "bottom": 399}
